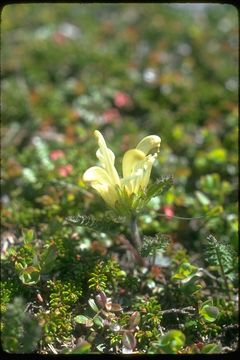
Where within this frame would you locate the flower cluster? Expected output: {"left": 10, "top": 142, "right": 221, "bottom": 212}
{"left": 83, "top": 131, "right": 161, "bottom": 209}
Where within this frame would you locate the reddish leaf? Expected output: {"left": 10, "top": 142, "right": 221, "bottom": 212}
{"left": 95, "top": 291, "right": 107, "bottom": 308}
{"left": 110, "top": 303, "right": 122, "bottom": 312}
{"left": 122, "top": 332, "right": 136, "bottom": 350}
{"left": 129, "top": 311, "right": 141, "bottom": 328}
{"left": 105, "top": 298, "right": 112, "bottom": 311}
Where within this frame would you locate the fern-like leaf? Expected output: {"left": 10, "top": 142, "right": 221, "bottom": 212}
{"left": 205, "top": 234, "right": 237, "bottom": 280}
{"left": 66, "top": 214, "right": 125, "bottom": 232}
{"left": 143, "top": 175, "right": 174, "bottom": 206}
{"left": 139, "top": 233, "right": 170, "bottom": 257}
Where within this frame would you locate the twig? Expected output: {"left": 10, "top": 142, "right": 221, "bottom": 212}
{"left": 158, "top": 324, "right": 165, "bottom": 335}
{"left": 161, "top": 306, "right": 196, "bottom": 316}
{"left": 48, "top": 344, "right": 58, "bottom": 354}
{"left": 198, "top": 267, "right": 223, "bottom": 282}
{"left": 222, "top": 346, "right": 236, "bottom": 353}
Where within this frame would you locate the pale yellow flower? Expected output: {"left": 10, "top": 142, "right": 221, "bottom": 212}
{"left": 83, "top": 130, "right": 161, "bottom": 209}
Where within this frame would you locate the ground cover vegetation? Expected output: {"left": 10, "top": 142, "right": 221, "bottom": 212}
{"left": 1, "top": 3, "right": 238, "bottom": 354}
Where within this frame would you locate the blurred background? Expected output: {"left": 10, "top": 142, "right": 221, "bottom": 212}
{"left": 1, "top": 3, "right": 238, "bottom": 254}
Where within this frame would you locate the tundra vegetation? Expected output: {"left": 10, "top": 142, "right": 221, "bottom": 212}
{"left": 1, "top": 3, "right": 238, "bottom": 354}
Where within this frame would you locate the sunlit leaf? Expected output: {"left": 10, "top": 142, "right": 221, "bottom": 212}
{"left": 201, "top": 343, "right": 222, "bottom": 354}
{"left": 199, "top": 300, "right": 219, "bottom": 323}
{"left": 157, "top": 330, "right": 185, "bottom": 354}
{"left": 19, "top": 266, "right": 41, "bottom": 285}
{"left": 172, "top": 262, "right": 199, "bottom": 283}
{"left": 74, "top": 315, "right": 93, "bottom": 327}
{"left": 88, "top": 298, "right": 99, "bottom": 312}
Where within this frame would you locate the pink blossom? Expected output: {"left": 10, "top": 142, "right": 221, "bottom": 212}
{"left": 50, "top": 150, "right": 65, "bottom": 161}
{"left": 58, "top": 164, "right": 73, "bottom": 177}
{"left": 102, "top": 108, "right": 120, "bottom": 124}
{"left": 163, "top": 205, "right": 174, "bottom": 219}
{"left": 114, "top": 91, "right": 132, "bottom": 108}
{"left": 52, "top": 32, "right": 68, "bottom": 44}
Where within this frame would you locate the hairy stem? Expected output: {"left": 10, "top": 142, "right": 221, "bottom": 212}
{"left": 118, "top": 234, "right": 145, "bottom": 266}
{"left": 130, "top": 217, "right": 142, "bottom": 248}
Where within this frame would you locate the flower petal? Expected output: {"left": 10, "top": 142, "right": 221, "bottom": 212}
{"left": 136, "top": 135, "right": 161, "bottom": 155}
{"left": 138, "top": 154, "right": 156, "bottom": 190}
{"left": 83, "top": 166, "right": 118, "bottom": 207}
{"left": 121, "top": 168, "right": 144, "bottom": 195}
{"left": 94, "top": 130, "right": 120, "bottom": 186}
{"left": 83, "top": 166, "right": 112, "bottom": 185}
{"left": 91, "top": 183, "right": 118, "bottom": 208}
{"left": 122, "top": 149, "right": 145, "bottom": 178}
{"left": 123, "top": 154, "right": 157, "bottom": 194}
{"left": 131, "top": 168, "right": 145, "bottom": 194}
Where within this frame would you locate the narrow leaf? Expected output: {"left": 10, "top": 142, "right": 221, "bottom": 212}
{"left": 122, "top": 332, "right": 136, "bottom": 350}
{"left": 88, "top": 298, "right": 99, "bottom": 312}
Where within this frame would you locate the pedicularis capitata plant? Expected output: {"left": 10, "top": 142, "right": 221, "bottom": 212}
{"left": 68, "top": 130, "right": 173, "bottom": 255}
{"left": 2, "top": 5, "right": 238, "bottom": 355}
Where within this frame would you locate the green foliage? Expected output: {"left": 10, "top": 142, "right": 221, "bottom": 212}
{"left": 9, "top": 231, "right": 58, "bottom": 285}
{"left": 205, "top": 234, "right": 237, "bottom": 281}
{"left": 75, "top": 315, "right": 94, "bottom": 327}
{"left": 66, "top": 213, "right": 125, "bottom": 232}
{"left": 48, "top": 279, "right": 82, "bottom": 307}
{"left": 136, "top": 296, "right": 162, "bottom": 327}
{"left": 88, "top": 258, "right": 126, "bottom": 292}
{"left": 133, "top": 296, "right": 162, "bottom": 349}
{"left": 139, "top": 233, "right": 170, "bottom": 257}
{"left": 172, "top": 262, "right": 202, "bottom": 295}
{"left": 1, "top": 3, "right": 238, "bottom": 355}
{"left": 0, "top": 281, "right": 21, "bottom": 315}
{"left": 149, "top": 330, "right": 186, "bottom": 354}
{"left": 201, "top": 343, "right": 222, "bottom": 354}
{"left": 199, "top": 299, "right": 220, "bottom": 323}
{"left": 1, "top": 297, "right": 41, "bottom": 353}
{"left": 145, "top": 176, "right": 174, "bottom": 203}
{"left": 114, "top": 176, "right": 173, "bottom": 216}
{"left": 38, "top": 279, "right": 82, "bottom": 344}
{"left": 172, "top": 262, "right": 199, "bottom": 282}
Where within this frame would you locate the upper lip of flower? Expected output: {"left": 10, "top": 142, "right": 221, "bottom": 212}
{"left": 83, "top": 130, "right": 161, "bottom": 208}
